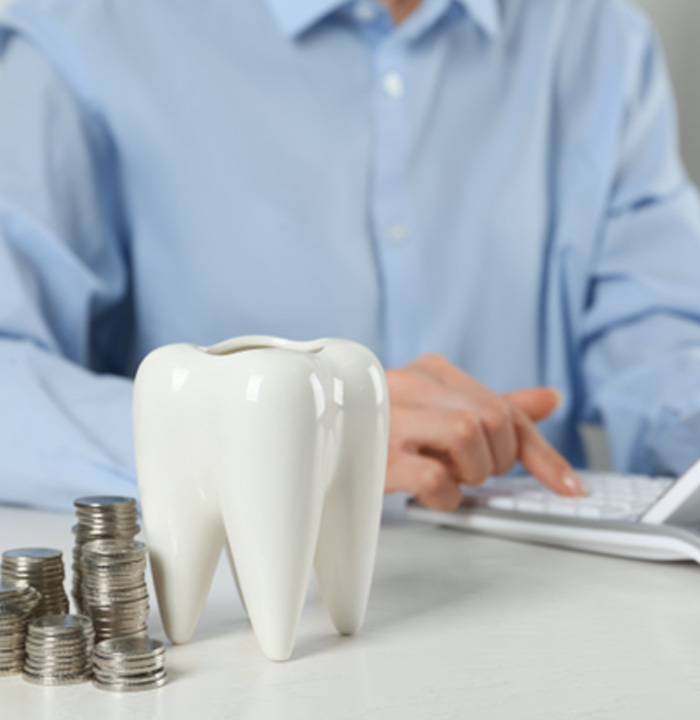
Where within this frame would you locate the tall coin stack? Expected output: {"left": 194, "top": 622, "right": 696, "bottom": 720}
{"left": 23, "top": 614, "right": 95, "bottom": 685}
{"left": 0, "top": 581, "right": 41, "bottom": 675}
{"left": 93, "top": 637, "right": 167, "bottom": 692}
{"left": 2, "top": 548, "right": 69, "bottom": 616}
{"left": 80, "top": 539, "right": 150, "bottom": 643}
{"left": 72, "top": 496, "right": 139, "bottom": 613}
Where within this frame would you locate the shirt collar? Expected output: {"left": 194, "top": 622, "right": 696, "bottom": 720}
{"left": 265, "top": 0, "right": 501, "bottom": 39}
{"left": 264, "top": 0, "right": 347, "bottom": 38}
{"left": 455, "top": 0, "right": 501, "bottom": 38}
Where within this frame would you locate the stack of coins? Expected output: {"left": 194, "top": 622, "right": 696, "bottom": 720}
{"left": 0, "top": 581, "right": 42, "bottom": 675}
{"left": 2, "top": 548, "right": 69, "bottom": 616}
{"left": 93, "top": 637, "right": 167, "bottom": 692}
{"left": 80, "top": 539, "right": 149, "bottom": 642}
{"left": 72, "top": 497, "right": 139, "bottom": 613}
{"left": 23, "top": 614, "right": 95, "bottom": 685}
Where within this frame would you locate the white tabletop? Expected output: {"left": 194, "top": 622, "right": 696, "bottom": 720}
{"left": 2, "top": 500, "right": 700, "bottom": 720}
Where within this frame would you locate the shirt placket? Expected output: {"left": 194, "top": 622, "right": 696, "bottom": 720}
{"left": 370, "top": 35, "right": 425, "bottom": 368}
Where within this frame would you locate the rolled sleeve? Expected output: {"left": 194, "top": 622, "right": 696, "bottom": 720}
{"left": 580, "top": 11, "right": 700, "bottom": 475}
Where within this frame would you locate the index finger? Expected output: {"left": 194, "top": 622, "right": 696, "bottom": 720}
{"left": 512, "top": 407, "right": 588, "bottom": 496}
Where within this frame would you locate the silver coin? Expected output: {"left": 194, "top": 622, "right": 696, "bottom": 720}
{"left": 75, "top": 515, "right": 138, "bottom": 525}
{"left": 28, "top": 614, "right": 93, "bottom": 634}
{"left": 93, "top": 660, "right": 162, "bottom": 671}
{"left": 85, "top": 600, "right": 149, "bottom": 610}
{"left": 2, "top": 549, "right": 70, "bottom": 620}
{"left": 93, "top": 672, "right": 166, "bottom": 688}
{"left": 2, "top": 548, "right": 63, "bottom": 562}
{"left": 0, "top": 666, "right": 24, "bottom": 676}
{"left": 90, "top": 627, "right": 148, "bottom": 637}
{"left": 86, "top": 608, "right": 149, "bottom": 619}
{"left": 24, "top": 662, "right": 91, "bottom": 674}
{"left": 2, "top": 564, "right": 65, "bottom": 573}
{"left": 1, "top": 569, "right": 64, "bottom": 578}
{"left": 74, "top": 496, "right": 137, "bottom": 509}
{"left": 1, "top": 571, "right": 65, "bottom": 581}
{"left": 73, "top": 499, "right": 150, "bottom": 643}
{"left": 0, "top": 580, "right": 31, "bottom": 598}
{"left": 2, "top": 563, "right": 64, "bottom": 570}
{"left": 95, "top": 662, "right": 165, "bottom": 676}
{"left": 103, "top": 667, "right": 167, "bottom": 683}
{"left": 25, "top": 660, "right": 89, "bottom": 670}
{"left": 95, "top": 636, "right": 164, "bottom": 657}
{"left": 93, "top": 674, "right": 168, "bottom": 692}
{"left": 0, "top": 587, "right": 42, "bottom": 614}
{"left": 3, "top": 569, "right": 64, "bottom": 578}
{"left": 84, "top": 592, "right": 149, "bottom": 603}
{"left": 83, "top": 576, "right": 148, "bottom": 586}
{"left": 93, "top": 630, "right": 148, "bottom": 640}
{"left": 82, "top": 539, "right": 146, "bottom": 555}
{"left": 81, "top": 563, "right": 146, "bottom": 573}
{"left": 84, "top": 586, "right": 147, "bottom": 598}
{"left": 0, "top": 613, "right": 25, "bottom": 625}
{"left": 94, "top": 666, "right": 165, "bottom": 680}
{"left": 26, "top": 640, "right": 89, "bottom": 653}
{"left": 87, "top": 613, "right": 148, "bottom": 624}
{"left": 23, "top": 671, "right": 92, "bottom": 686}
{"left": 0, "top": 650, "right": 25, "bottom": 660}
{"left": 25, "top": 655, "right": 90, "bottom": 667}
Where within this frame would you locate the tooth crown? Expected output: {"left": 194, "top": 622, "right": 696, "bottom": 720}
{"left": 133, "top": 336, "right": 389, "bottom": 660}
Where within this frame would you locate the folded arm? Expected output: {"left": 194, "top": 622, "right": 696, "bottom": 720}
{"left": 0, "top": 34, "right": 136, "bottom": 510}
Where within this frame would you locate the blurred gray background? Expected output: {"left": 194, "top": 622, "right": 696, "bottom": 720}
{"left": 636, "top": 0, "right": 700, "bottom": 188}
{"left": 0, "top": 0, "right": 697, "bottom": 469}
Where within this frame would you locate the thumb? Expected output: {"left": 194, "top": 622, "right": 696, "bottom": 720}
{"left": 502, "top": 387, "right": 562, "bottom": 423}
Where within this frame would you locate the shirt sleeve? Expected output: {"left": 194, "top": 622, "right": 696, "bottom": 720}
{"left": 0, "top": 32, "right": 137, "bottom": 511}
{"left": 580, "top": 10, "right": 700, "bottom": 476}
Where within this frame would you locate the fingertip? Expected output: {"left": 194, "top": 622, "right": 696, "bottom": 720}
{"left": 560, "top": 470, "right": 588, "bottom": 497}
{"left": 515, "top": 415, "right": 586, "bottom": 497}
{"left": 548, "top": 388, "right": 563, "bottom": 409}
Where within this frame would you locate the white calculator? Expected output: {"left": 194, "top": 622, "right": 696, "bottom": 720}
{"left": 406, "top": 458, "right": 700, "bottom": 563}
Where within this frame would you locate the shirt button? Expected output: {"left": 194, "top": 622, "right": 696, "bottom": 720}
{"left": 352, "top": 1, "right": 377, "bottom": 22}
{"left": 387, "top": 223, "right": 408, "bottom": 244}
{"left": 382, "top": 72, "right": 405, "bottom": 99}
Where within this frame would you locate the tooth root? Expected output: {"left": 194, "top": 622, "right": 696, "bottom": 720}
{"left": 224, "top": 540, "right": 247, "bottom": 615}
{"left": 314, "top": 345, "right": 389, "bottom": 635}
{"left": 145, "top": 508, "right": 226, "bottom": 645}
{"left": 214, "top": 350, "right": 328, "bottom": 661}
{"left": 134, "top": 346, "right": 226, "bottom": 645}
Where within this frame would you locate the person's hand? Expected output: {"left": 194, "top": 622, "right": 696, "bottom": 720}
{"left": 385, "top": 353, "right": 587, "bottom": 511}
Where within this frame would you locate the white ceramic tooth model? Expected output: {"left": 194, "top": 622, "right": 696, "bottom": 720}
{"left": 133, "top": 335, "right": 389, "bottom": 661}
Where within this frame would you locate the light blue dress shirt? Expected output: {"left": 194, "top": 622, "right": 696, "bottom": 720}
{"left": 1, "top": 0, "right": 700, "bottom": 511}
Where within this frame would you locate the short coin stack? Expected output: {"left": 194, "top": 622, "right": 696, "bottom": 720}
{"left": 80, "top": 539, "right": 149, "bottom": 642}
{"left": 93, "top": 636, "right": 167, "bottom": 692}
{"left": 23, "top": 614, "right": 95, "bottom": 685}
{"left": 0, "top": 581, "right": 42, "bottom": 675}
{"left": 72, "top": 496, "right": 139, "bottom": 613}
{"left": 2, "top": 548, "right": 69, "bottom": 616}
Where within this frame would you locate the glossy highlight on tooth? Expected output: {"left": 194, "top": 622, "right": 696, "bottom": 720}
{"left": 133, "top": 336, "right": 390, "bottom": 661}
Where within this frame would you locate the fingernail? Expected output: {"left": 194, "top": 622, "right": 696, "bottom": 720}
{"left": 562, "top": 472, "right": 588, "bottom": 496}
